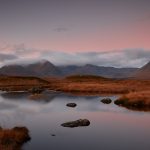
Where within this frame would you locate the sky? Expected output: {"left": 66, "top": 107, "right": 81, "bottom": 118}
{"left": 0, "top": 0, "right": 150, "bottom": 67}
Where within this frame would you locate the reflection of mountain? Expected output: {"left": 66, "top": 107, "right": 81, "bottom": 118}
{"left": 0, "top": 91, "right": 126, "bottom": 124}
{"left": 0, "top": 92, "right": 125, "bottom": 114}
{"left": 1, "top": 91, "right": 60, "bottom": 103}
{"left": 0, "top": 60, "right": 138, "bottom": 78}
{"left": 1, "top": 92, "right": 30, "bottom": 99}
{"left": 1, "top": 91, "right": 98, "bottom": 103}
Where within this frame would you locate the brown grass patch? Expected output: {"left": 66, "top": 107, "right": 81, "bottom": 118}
{"left": 0, "top": 127, "right": 30, "bottom": 150}
{"left": 115, "top": 91, "right": 150, "bottom": 111}
{"left": 46, "top": 76, "right": 150, "bottom": 95}
{"left": 0, "top": 76, "right": 49, "bottom": 91}
{"left": 0, "top": 75, "right": 150, "bottom": 111}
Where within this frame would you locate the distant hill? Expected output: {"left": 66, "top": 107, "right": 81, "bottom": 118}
{"left": 0, "top": 60, "right": 61, "bottom": 77}
{"left": 0, "top": 60, "right": 138, "bottom": 78}
{"left": 0, "top": 65, "right": 34, "bottom": 76}
{"left": 133, "top": 61, "right": 150, "bottom": 79}
{"left": 27, "top": 60, "right": 61, "bottom": 76}
{"left": 59, "top": 64, "right": 138, "bottom": 78}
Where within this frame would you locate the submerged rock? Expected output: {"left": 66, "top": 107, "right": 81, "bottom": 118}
{"left": 30, "top": 87, "right": 44, "bottom": 94}
{"left": 61, "top": 119, "right": 90, "bottom": 128}
{"left": 101, "top": 98, "right": 112, "bottom": 104}
{"left": 66, "top": 103, "right": 77, "bottom": 107}
{"left": 51, "top": 134, "right": 56, "bottom": 137}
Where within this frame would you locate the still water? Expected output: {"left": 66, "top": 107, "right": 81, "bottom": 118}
{"left": 0, "top": 91, "right": 150, "bottom": 150}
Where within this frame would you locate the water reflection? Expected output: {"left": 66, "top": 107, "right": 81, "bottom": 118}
{"left": 0, "top": 91, "right": 149, "bottom": 150}
{"left": 1, "top": 92, "right": 30, "bottom": 99}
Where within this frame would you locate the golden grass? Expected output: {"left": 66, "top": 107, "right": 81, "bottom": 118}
{"left": 122, "top": 91, "right": 150, "bottom": 103}
{"left": 0, "top": 75, "right": 150, "bottom": 110}
{"left": 1, "top": 75, "right": 150, "bottom": 95}
{"left": 0, "top": 127, "right": 30, "bottom": 150}
{"left": 0, "top": 76, "right": 49, "bottom": 91}
{"left": 47, "top": 77, "right": 150, "bottom": 95}
{"left": 47, "top": 76, "right": 150, "bottom": 111}
{"left": 115, "top": 91, "right": 150, "bottom": 111}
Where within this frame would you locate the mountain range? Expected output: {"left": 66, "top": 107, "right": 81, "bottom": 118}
{"left": 0, "top": 60, "right": 149, "bottom": 79}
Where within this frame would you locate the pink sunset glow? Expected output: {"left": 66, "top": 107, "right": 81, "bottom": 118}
{"left": 0, "top": 0, "right": 149, "bottom": 67}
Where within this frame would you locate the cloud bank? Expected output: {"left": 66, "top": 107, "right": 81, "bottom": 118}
{"left": 0, "top": 44, "right": 150, "bottom": 68}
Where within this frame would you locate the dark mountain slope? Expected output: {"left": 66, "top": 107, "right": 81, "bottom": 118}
{"left": 59, "top": 64, "right": 138, "bottom": 78}
{"left": 0, "top": 60, "right": 138, "bottom": 78}
{"left": 133, "top": 61, "right": 150, "bottom": 79}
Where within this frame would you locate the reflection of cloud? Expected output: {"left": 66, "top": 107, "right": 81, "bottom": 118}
{"left": 0, "top": 102, "right": 17, "bottom": 110}
{"left": 0, "top": 93, "right": 146, "bottom": 128}
{"left": 1, "top": 92, "right": 29, "bottom": 99}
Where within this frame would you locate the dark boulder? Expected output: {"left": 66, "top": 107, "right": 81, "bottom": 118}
{"left": 66, "top": 103, "right": 77, "bottom": 107}
{"left": 51, "top": 134, "right": 56, "bottom": 137}
{"left": 101, "top": 98, "right": 112, "bottom": 104}
{"left": 61, "top": 119, "right": 90, "bottom": 128}
{"left": 30, "top": 87, "right": 44, "bottom": 94}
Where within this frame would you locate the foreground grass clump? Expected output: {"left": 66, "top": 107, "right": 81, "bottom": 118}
{"left": 0, "top": 126, "right": 30, "bottom": 150}
{"left": 115, "top": 91, "right": 150, "bottom": 111}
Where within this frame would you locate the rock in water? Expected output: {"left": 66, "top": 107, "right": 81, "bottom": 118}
{"left": 61, "top": 119, "right": 90, "bottom": 128}
{"left": 66, "top": 103, "right": 77, "bottom": 107}
{"left": 51, "top": 134, "right": 56, "bottom": 136}
{"left": 101, "top": 98, "right": 112, "bottom": 104}
{"left": 30, "top": 87, "right": 44, "bottom": 94}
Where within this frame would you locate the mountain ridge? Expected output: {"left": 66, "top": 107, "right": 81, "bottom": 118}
{"left": 0, "top": 60, "right": 142, "bottom": 78}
